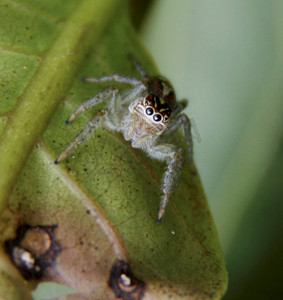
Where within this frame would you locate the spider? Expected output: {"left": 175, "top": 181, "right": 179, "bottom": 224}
{"left": 55, "top": 58, "right": 195, "bottom": 223}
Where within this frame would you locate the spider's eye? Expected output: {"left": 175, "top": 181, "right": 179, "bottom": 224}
{"left": 146, "top": 107, "right": 154, "bottom": 115}
{"left": 163, "top": 115, "right": 169, "bottom": 122}
{"left": 153, "top": 114, "right": 162, "bottom": 122}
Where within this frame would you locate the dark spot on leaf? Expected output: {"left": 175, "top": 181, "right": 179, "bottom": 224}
{"left": 108, "top": 260, "right": 145, "bottom": 300}
{"left": 5, "top": 224, "right": 60, "bottom": 279}
{"left": 86, "top": 209, "right": 90, "bottom": 214}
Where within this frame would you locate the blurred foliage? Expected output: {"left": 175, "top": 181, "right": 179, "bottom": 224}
{"left": 140, "top": 0, "right": 283, "bottom": 299}
{"left": 225, "top": 141, "right": 283, "bottom": 299}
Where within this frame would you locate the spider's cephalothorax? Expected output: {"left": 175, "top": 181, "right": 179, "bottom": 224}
{"left": 55, "top": 58, "right": 195, "bottom": 223}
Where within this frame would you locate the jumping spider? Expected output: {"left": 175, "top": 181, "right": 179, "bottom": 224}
{"left": 55, "top": 58, "right": 195, "bottom": 223}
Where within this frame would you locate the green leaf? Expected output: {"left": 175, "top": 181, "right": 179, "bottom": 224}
{"left": 0, "top": 0, "right": 227, "bottom": 299}
{"left": 0, "top": 0, "right": 121, "bottom": 211}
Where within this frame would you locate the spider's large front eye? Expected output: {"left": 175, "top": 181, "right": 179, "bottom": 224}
{"left": 146, "top": 107, "right": 154, "bottom": 115}
{"left": 153, "top": 114, "right": 162, "bottom": 122}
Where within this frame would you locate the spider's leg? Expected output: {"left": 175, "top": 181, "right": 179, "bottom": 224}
{"left": 128, "top": 54, "right": 148, "bottom": 78}
{"left": 66, "top": 87, "right": 118, "bottom": 123}
{"left": 164, "top": 113, "right": 195, "bottom": 173}
{"left": 170, "top": 100, "right": 188, "bottom": 118}
{"left": 55, "top": 110, "right": 106, "bottom": 164}
{"left": 146, "top": 144, "right": 184, "bottom": 223}
{"left": 82, "top": 74, "right": 144, "bottom": 86}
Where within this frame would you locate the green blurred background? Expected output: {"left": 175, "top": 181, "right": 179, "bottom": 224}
{"left": 133, "top": 0, "right": 283, "bottom": 299}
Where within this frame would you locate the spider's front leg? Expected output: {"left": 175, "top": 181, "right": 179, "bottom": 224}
{"left": 146, "top": 144, "right": 184, "bottom": 223}
{"left": 55, "top": 110, "right": 106, "bottom": 164}
{"left": 65, "top": 87, "right": 118, "bottom": 123}
{"left": 54, "top": 87, "right": 119, "bottom": 164}
{"left": 165, "top": 113, "right": 196, "bottom": 174}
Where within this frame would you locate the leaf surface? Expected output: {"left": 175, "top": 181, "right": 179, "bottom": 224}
{"left": 0, "top": 1, "right": 227, "bottom": 299}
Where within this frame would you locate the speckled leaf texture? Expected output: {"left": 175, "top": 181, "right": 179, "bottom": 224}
{"left": 0, "top": 0, "right": 227, "bottom": 299}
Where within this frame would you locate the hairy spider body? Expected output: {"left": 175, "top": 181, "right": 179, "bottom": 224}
{"left": 55, "top": 59, "right": 194, "bottom": 223}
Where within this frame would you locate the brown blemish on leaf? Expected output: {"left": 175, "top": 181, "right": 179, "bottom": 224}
{"left": 5, "top": 225, "right": 60, "bottom": 279}
{"left": 109, "top": 260, "right": 145, "bottom": 300}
